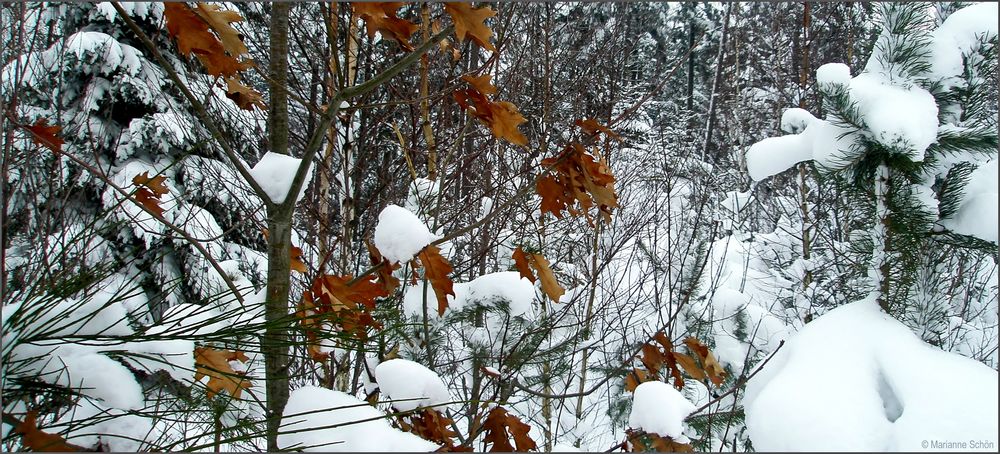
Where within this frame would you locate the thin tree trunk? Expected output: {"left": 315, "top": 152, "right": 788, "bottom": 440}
{"left": 873, "top": 162, "right": 892, "bottom": 314}
{"left": 419, "top": 3, "right": 437, "bottom": 181}
{"left": 798, "top": 2, "right": 814, "bottom": 309}
{"left": 332, "top": 8, "right": 361, "bottom": 393}
{"left": 263, "top": 4, "right": 292, "bottom": 451}
{"left": 701, "top": 2, "right": 732, "bottom": 162}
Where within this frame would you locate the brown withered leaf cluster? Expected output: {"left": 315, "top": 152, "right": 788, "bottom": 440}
{"left": 626, "top": 332, "right": 725, "bottom": 392}
{"left": 625, "top": 428, "right": 693, "bottom": 453}
{"left": 481, "top": 406, "right": 538, "bottom": 452}
{"left": 397, "top": 408, "right": 470, "bottom": 451}
{"left": 194, "top": 347, "right": 252, "bottom": 399}
{"left": 352, "top": 2, "right": 418, "bottom": 51}
{"left": 683, "top": 337, "right": 727, "bottom": 386}
{"left": 163, "top": 3, "right": 263, "bottom": 111}
{"left": 454, "top": 74, "right": 528, "bottom": 146}
{"left": 24, "top": 119, "right": 64, "bottom": 153}
{"left": 512, "top": 246, "right": 564, "bottom": 303}
{"left": 132, "top": 171, "right": 170, "bottom": 217}
{"left": 537, "top": 143, "right": 617, "bottom": 224}
{"left": 298, "top": 274, "right": 388, "bottom": 360}
{"left": 536, "top": 120, "right": 619, "bottom": 225}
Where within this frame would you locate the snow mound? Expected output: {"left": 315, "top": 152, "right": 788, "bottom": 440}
{"left": 943, "top": 160, "right": 998, "bottom": 244}
{"left": 816, "top": 62, "right": 852, "bottom": 87}
{"left": 744, "top": 298, "right": 999, "bottom": 451}
{"left": 373, "top": 204, "right": 440, "bottom": 264}
{"left": 374, "top": 359, "right": 451, "bottom": 412}
{"left": 278, "top": 386, "right": 438, "bottom": 452}
{"left": 249, "top": 152, "right": 312, "bottom": 204}
{"left": 628, "top": 381, "right": 697, "bottom": 441}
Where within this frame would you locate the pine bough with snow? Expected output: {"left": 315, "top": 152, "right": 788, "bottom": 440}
{"left": 743, "top": 3, "right": 999, "bottom": 451}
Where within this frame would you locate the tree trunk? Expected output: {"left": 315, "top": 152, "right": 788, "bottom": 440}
{"left": 264, "top": 4, "right": 291, "bottom": 451}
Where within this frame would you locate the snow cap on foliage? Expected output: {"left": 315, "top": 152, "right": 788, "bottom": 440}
{"left": 815, "top": 62, "right": 852, "bottom": 87}
{"left": 942, "top": 160, "right": 998, "bottom": 243}
{"left": 744, "top": 298, "right": 999, "bottom": 451}
{"left": 249, "top": 152, "right": 312, "bottom": 204}
{"left": 373, "top": 204, "right": 440, "bottom": 264}
{"left": 628, "top": 381, "right": 697, "bottom": 440}
{"left": 278, "top": 386, "right": 438, "bottom": 452}
{"left": 930, "top": 2, "right": 999, "bottom": 82}
{"left": 374, "top": 359, "right": 451, "bottom": 412}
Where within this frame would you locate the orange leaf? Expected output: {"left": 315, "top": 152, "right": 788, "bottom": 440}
{"left": 312, "top": 274, "right": 387, "bottom": 313}
{"left": 367, "top": 239, "right": 401, "bottom": 295}
{"left": 482, "top": 407, "right": 537, "bottom": 452}
{"left": 194, "top": 347, "right": 252, "bottom": 399}
{"left": 352, "top": 2, "right": 417, "bottom": 51}
{"left": 511, "top": 247, "right": 535, "bottom": 283}
{"left": 537, "top": 143, "right": 618, "bottom": 224}
{"left": 404, "top": 408, "right": 460, "bottom": 448}
{"left": 489, "top": 101, "right": 528, "bottom": 147}
{"left": 462, "top": 73, "right": 497, "bottom": 96}
{"left": 24, "top": 119, "right": 64, "bottom": 152}
{"left": 225, "top": 77, "right": 265, "bottom": 111}
{"left": 132, "top": 172, "right": 169, "bottom": 217}
{"left": 624, "top": 368, "right": 649, "bottom": 393}
{"left": 443, "top": 2, "right": 496, "bottom": 52}
{"left": 536, "top": 175, "right": 572, "bottom": 219}
{"left": 672, "top": 352, "right": 706, "bottom": 382}
{"left": 626, "top": 429, "right": 693, "bottom": 452}
{"left": 575, "top": 118, "right": 621, "bottom": 141}
{"left": 133, "top": 172, "right": 169, "bottom": 196}
{"left": 683, "top": 337, "right": 727, "bottom": 386}
{"left": 290, "top": 246, "right": 307, "bottom": 274}
{"left": 529, "top": 252, "right": 563, "bottom": 303}
{"left": 416, "top": 245, "right": 455, "bottom": 316}
{"left": 12, "top": 411, "right": 90, "bottom": 452}
{"left": 192, "top": 2, "right": 249, "bottom": 57}
{"left": 164, "top": 2, "right": 252, "bottom": 77}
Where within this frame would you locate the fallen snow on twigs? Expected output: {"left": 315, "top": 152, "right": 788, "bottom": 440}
{"left": 373, "top": 204, "right": 440, "bottom": 264}
{"left": 278, "top": 386, "right": 438, "bottom": 452}
{"left": 374, "top": 359, "right": 451, "bottom": 412}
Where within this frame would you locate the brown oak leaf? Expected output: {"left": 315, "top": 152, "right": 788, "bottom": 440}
{"left": 352, "top": 2, "right": 417, "bottom": 51}
{"left": 415, "top": 245, "right": 455, "bottom": 316}
{"left": 443, "top": 2, "right": 497, "bottom": 52}
{"left": 194, "top": 347, "right": 252, "bottom": 399}
{"left": 25, "top": 119, "right": 64, "bottom": 152}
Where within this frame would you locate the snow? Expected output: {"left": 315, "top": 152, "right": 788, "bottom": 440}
{"left": 628, "top": 381, "right": 697, "bottom": 440}
{"left": 278, "top": 386, "right": 439, "bottom": 452}
{"left": 815, "top": 62, "right": 852, "bottom": 87}
{"left": 943, "top": 160, "right": 998, "bottom": 243}
{"left": 374, "top": 359, "right": 451, "bottom": 412}
{"left": 58, "top": 399, "right": 154, "bottom": 452}
{"left": 846, "top": 73, "right": 939, "bottom": 161}
{"left": 747, "top": 70, "right": 938, "bottom": 180}
{"left": 403, "top": 271, "right": 536, "bottom": 318}
{"left": 249, "top": 151, "right": 312, "bottom": 204}
{"left": 930, "top": 2, "right": 999, "bottom": 81}
{"left": 780, "top": 107, "right": 818, "bottom": 134}
{"left": 744, "top": 298, "right": 999, "bottom": 451}
{"left": 373, "top": 204, "right": 440, "bottom": 264}
{"left": 745, "top": 133, "right": 812, "bottom": 181}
